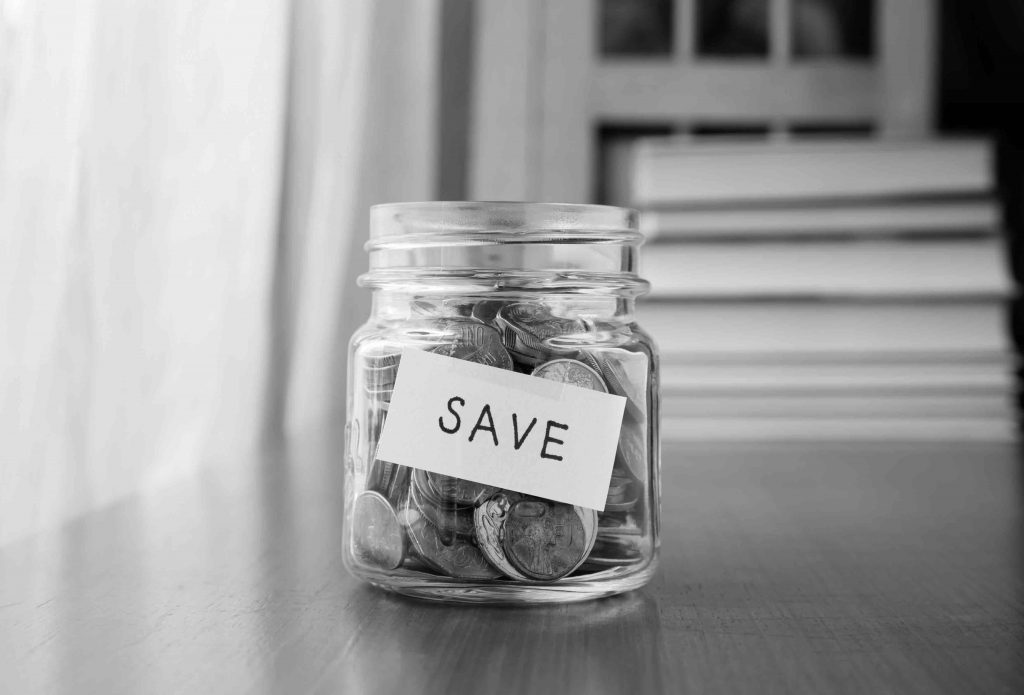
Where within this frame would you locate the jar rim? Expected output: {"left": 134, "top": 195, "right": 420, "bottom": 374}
{"left": 363, "top": 202, "right": 648, "bottom": 295}
{"left": 368, "top": 201, "right": 640, "bottom": 248}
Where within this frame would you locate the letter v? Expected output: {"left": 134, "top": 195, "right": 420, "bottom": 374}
{"left": 512, "top": 414, "right": 538, "bottom": 450}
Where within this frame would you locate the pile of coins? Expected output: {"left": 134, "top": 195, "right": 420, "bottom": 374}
{"left": 351, "top": 299, "right": 650, "bottom": 582}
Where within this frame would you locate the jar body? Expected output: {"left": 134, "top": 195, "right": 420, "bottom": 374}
{"left": 343, "top": 292, "right": 660, "bottom": 603}
{"left": 342, "top": 202, "right": 659, "bottom": 604}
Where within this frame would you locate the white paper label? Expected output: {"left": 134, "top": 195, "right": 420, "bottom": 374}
{"left": 375, "top": 348, "right": 626, "bottom": 510}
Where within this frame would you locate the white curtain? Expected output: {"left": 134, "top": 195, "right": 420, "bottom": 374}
{"left": 0, "top": 0, "right": 439, "bottom": 544}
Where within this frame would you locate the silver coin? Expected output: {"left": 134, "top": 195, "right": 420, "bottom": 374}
{"left": 361, "top": 344, "right": 402, "bottom": 370}
{"left": 580, "top": 530, "right": 645, "bottom": 570}
{"left": 410, "top": 299, "right": 444, "bottom": 317}
{"left": 410, "top": 298, "right": 475, "bottom": 318}
{"left": 597, "top": 513, "right": 643, "bottom": 536}
{"left": 411, "top": 468, "right": 473, "bottom": 509}
{"left": 441, "top": 298, "right": 477, "bottom": 317}
{"left": 575, "top": 350, "right": 604, "bottom": 377}
{"left": 615, "top": 418, "right": 646, "bottom": 482}
{"left": 367, "top": 462, "right": 410, "bottom": 506}
{"left": 429, "top": 319, "right": 514, "bottom": 370}
{"left": 580, "top": 551, "right": 643, "bottom": 569}
{"left": 587, "top": 535, "right": 644, "bottom": 564}
{"left": 603, "top": 496, "right": 639, "bottom": 513}
{"left": 470, "top": 299, "right": 507, "bottom": 324}
{"left": 405, "top": 510, "right": 503, "bottom": 580}
{"left": 352, "top": 491, "right": 404, "bottom": 570}
{"left": 494, "top": 303, "right": 585, "bottom": 362}
{"left": 400, "top": 555, "right": 433, "bottom": 573}
{"left": 410, "top": 472, "right": 477, "bottom": 538}
{"left": 532, "top": 359, "right": 608, "bottom": 393}
{"left": 366, "top": 459, "right": 395, "bottom": 493}
{"left": 411, "top": 468, "right": 449, "bottom": 505}
{"left": 606, "top": 474, "right": 633, "bottom": 503}
{"left": 473, "top": 492, "right": 529, "bottom": 580}
{"left": 396, "top": 499, "right": 422, "bottom": 529}
{"left": 364, "top": 379, "right": 396, "bottom": 397}
{"left": 364, "top": 406, "right": 388, "bottom": 463}
{"left": 425, "top": 471, "right": 498, "bottom": 507}
{"left": 500, "top": 500, "right": 598, "bottom": 581}
{"left": 362, "top": 344, "right": 400, "bottom": 403}
{"left": 592, "top": 350, "right": 647, "bottom": 424}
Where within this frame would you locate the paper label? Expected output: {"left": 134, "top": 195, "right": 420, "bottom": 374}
{"left": 375, "top": 348, "right": 626, "bottom": 510}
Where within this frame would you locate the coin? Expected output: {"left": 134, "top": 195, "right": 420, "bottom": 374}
{"left": 364, "top": 406, "right": 389, "bottom": 463}
{"left": 604, "top": 496, "right": 639, "bottom": 513}
{"left": 470, "top": 299, "right": 507, "bottom": 324}
{"left": 596, "top": 512, "right": 643, "bottom": 535}
{"left": 605, "top": 474, "right": 633, "bottom": 504}
{"left": 580, "top": 548, "right": 644, "bottom": 569}
{"left": 592, "top": 350, "right": 646, "bottom": 423}
{"left": 574, "top": 350, "right": 605, "bottom": 378}
{"left": 362, "top": 345, "right": 400, "bottom": 401}
{"left": 405, "top": 510, "right": 503, "bottom": 580}
{"left": 352, "top": 491, "right": 405, "bottom": 570}
{"left": 364, "top": 376, "right": 397, "bottom": 400}
{"left": 494, "top": 303, "right": 586, "bottom": 364}
{"left": 411, "top": 469, "right": 475, "bottom": 510}
{"left": 410, "top": 299, "right": 444, "bottom": 317}
{"left": 400, "top": 555, "right": 433, "bottom": 573}
{"left": 410, "top": 468, "right": 447, "bottom": 505}
{"left": 615, "top": 419, "right": 646, "bottom": 482}
{"left": 410, "top": 472, "right": 477, "bottom": 538}
{"left": 368, "top": 461, "right": 411, "bottom": 506}
{"left": 410, "top": 298, "right": 475, "bottom": 318}
{"left": 501, "top": 499, "right": 597, "bottom": 581}
{"left": 585, "top": 535, "right": 644, "bottom": 567}
{"left": 443, "top": 299, "right": 476, "bottom": 317}
{"left": 425, "top": 471, "right": 498, "bottom": 507}
{"left": 363, "top": 344, "right": 401, "bottom": 366}
{"left": 532, "top": 358, "right": 608, "bottom": 393}
{"left": 366, "top": 459, "right": 395, "bottom": 494}
{"left": 429, "top": 319, "right": 514, "bottom": 370}
{"left": 473, "top": 492, "right": 529, "bottom": 580}
{"left": 395, "top": 499, "right": 422, "bottom": 529}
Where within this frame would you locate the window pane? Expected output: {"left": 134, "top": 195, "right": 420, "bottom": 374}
{"left": 697, "top": 0, "right": 769, "bottom": 57}
{"left": 600, "top": 0, "right": 674, "bottom": 56}
{"left": 792, "top": 0, "right": 874, "bottom": 58}
{"left": 789, "top": 122, "right": 875, "bottom": 136}
{"left": 690, "top": 122, "right": 771, "bottom": 137}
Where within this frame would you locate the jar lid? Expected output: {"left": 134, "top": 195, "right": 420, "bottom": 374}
{"left": 362, "top": 202, "right": 648, "bottom": 295}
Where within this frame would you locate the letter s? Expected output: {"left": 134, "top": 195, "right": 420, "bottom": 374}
{"left": 439, "top": 396, "right": 465, "bottom": 434}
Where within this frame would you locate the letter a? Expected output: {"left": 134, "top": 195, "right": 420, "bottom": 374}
{"left": 468, "top": 404, "right": 499, "bottom": 446}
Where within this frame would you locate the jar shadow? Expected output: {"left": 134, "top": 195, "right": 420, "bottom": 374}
{"left": 323, "top": 587, "right": 671, "bottom": 694}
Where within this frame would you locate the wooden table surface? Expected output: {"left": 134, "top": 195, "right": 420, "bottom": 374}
{"left": 2, "top": 433, "right": 1022, "bottom": 694}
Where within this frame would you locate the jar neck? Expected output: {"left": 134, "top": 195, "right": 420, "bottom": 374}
{"left": 369, "top": 288, "right": 637, "bottom": 323}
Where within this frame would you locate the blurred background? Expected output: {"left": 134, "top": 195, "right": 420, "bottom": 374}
{"left": 1, "top": 0, "right": 1022, "bottom": 544}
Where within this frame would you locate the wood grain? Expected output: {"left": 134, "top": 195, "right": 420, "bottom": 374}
{"left": 2, "top": 438, "right": 1021, "bottom": 694}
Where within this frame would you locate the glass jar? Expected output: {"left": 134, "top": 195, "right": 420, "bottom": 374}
{"left": 343, "top": 201, "right": 660, "bottom": 603}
